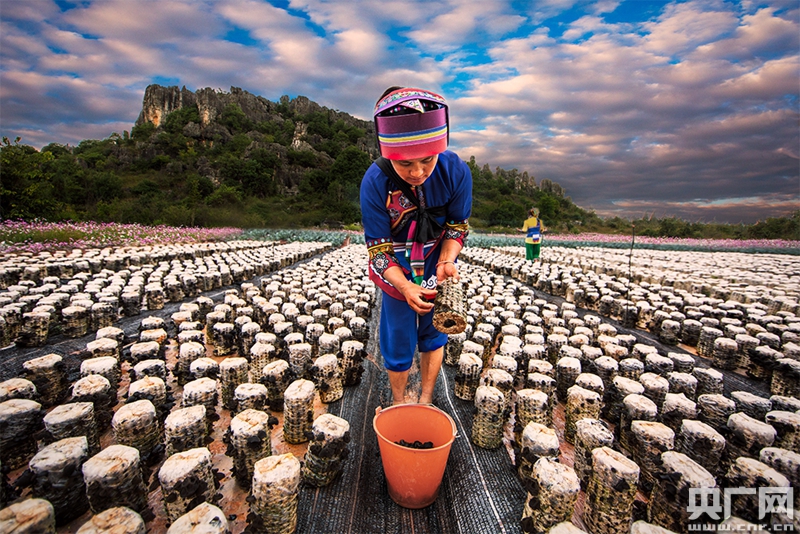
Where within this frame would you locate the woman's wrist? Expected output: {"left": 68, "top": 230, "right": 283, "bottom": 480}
{"left": 436, "top": 260, "right": 456, "bottom": 267}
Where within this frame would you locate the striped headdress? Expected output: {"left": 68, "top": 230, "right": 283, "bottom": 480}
{"left": 373, "top": 88, "right": 449, "bottom": 160}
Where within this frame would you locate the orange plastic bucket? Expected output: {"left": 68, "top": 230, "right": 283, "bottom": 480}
{"left": 373, "top": 404, "right": 458, "bottom": 509}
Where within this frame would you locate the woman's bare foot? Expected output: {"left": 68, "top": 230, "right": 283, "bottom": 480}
{"left": 393, "top": 392, "right": 420, "bottom": 405}
{"left": 392, "top": 394, "right": 412, "bottom": 405}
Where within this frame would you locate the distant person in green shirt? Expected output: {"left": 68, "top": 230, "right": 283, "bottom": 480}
{"left": 520, "top": 207, "right": 544, "bottom": 261}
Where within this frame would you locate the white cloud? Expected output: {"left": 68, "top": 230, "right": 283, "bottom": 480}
{"left": 0, "top": 0, "right": 62, "bottom": 22}
{"left": 61, "top": 0, "right": 222, "bottom": 42}
{"left": 217, "top": 0, "right": 313, "bottom": 41}
{"left": 692, "top": 6, "right": 800, "bottom": 63}
{"left": 714, "top": 56, "right": 800, "bottom": 101}
{"left": 0, "top": 24, "right": 54, "bottom": 69}
{"left": 589, "top": 1, "right": 621, "bottom": 16}
{"left": 527, "top": 0, "right": 580, "bottom": 25}
{"left": 406, "top": 1, "right": 526, "bottom": 51}
{"left": 287, "top": 0, "right": 390, "bottom": 30}
{"left": 642, "top": 1, "right": 739, "bottom": 56}
{"left": 331, "top": 29, "right": 386, "bottom": 66}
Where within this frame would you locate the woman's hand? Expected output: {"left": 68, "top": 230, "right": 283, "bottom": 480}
{"left": 381, "top": 265, "right": 437, "bottom": 314}
{"left": 436, "top": 240, "right": 463, "bottom": 284}
{"left": 436, "top": 261, "right": 459, "bottom": 283}
{"left": 400, "top": 283, "right": 437, "bottom": 315}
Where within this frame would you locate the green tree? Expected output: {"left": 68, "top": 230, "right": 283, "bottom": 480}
{"left": 467, "top": 156, "right": 481, "bottom": 181}
{"left": 41, "top": 143, "right": 71, "bottom": 157}
{"left": 213, "top": 133, "right": 251, "bottom": 157}
{"left": 480, "top": 163, "right": 493, "bottom": 181}
{"left": 41, "top": 150, "right": 84, "bottom": 206}
{"left": 325, "top": 146, "right": 370, "bottom": 209}
{"left": 163, "top": 105, "right": 200, "bottom": 134}
{"left": 298, "top": 168, "right": 331, "bottom": 198}
{"left": 288, "top": 150, "right": 317, "bottom": 167}
{"left": 255, "top": 120, "right": 279, "bottom": 140}
{"left": 94, "top": 172, "right": 123, "bottom": 202}
{"left": 183, "top": 174, "right": 212, "bottom": 226}
{"left": 243, "top": 148, "right": 279, "bottom": 197}
{"left": 131, "top": 122, "right": 155, "bottom": 142}
{"left": 131, "top": 178, "right": 160, "bottom": 198}
{"left": 0, "top": 137, "right": 62, "bottom": 219}
{"left": 745, "top": 211, "right": 800, "bottom": 239}
{"left": 219, "top": 156, "right": 263, "bottom": 196}
{"left": 304, "top": 111, "right": 334, "bottom": 138}
{"left": 345, "top": 125, "right": 365, "bottom": 144}
{"left": 218, "top": 103, "right": 253, "bottom": 133}
{"left": 329, "top": 146, "right": 371, "bottom": 185}
{"left": 279, "top": 119, "right": 296, "bottom": 146}
{"left": 276, "top": 99, "right": 294, "bottom": 119}
{"left": 206, "top": 184, "right": 243, "bottom": 207}
{"left": 153, "top": 131, "right": 187, "bottom": 158}
{"left": 73, "top": 139, "right": 113, "bottom": 169}
{"left": 148, "top": 154, "right": 172, "bottom": 170}
{"left": 536, "top": 193, "right": 559, "bottom": 222}
{"left": 488, "top": 200, "right": 525, "bottom": 227}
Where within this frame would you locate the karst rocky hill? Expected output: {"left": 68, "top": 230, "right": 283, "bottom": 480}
{"left": 137, "top": 84, "right": 374, "bottom": 143}
{"left": 133, "top": 84, "right": 378, "bottom": 195}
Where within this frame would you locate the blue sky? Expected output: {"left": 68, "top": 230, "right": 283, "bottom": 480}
{"left": 1, "top": 0, "right": 798, "bottom": 224}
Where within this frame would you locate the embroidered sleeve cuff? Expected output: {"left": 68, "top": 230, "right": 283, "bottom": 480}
{"left": 444, "top": 220, "right": 470, "bottom": 246}
{"left": 367, "top": 238, "right": 401, "bottom": 276}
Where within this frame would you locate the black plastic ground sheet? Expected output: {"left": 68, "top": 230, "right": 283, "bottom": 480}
{"left": 300, "top": 368, "right": 528, "bottom": 534}
{"left": 0, "top": 263, "right": 772, "bottom": 534}
{"left": 298, "top": 290, "right": 526, "bottom": 534}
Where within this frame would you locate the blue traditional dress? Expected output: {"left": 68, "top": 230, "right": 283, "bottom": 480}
{"left": 360, "top": 150, "right": 472, "bottom": 370}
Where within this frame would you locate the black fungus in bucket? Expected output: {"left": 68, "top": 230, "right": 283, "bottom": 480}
{"left": 395, "top": 439, "right": 434, "bottom": 449}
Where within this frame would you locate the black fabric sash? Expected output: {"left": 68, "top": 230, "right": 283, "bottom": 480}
{"left": 376, "top": 157, "right": 446, "bottom": 244}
